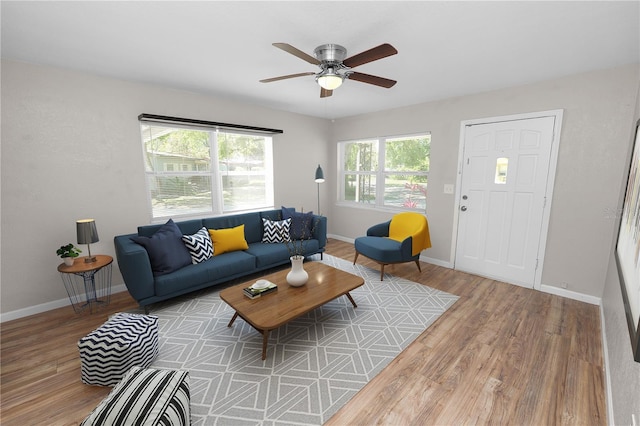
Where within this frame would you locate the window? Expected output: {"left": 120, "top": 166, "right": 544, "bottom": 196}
{"left": 495, "top": 157, "right": 508, "bottom": 184}
{"left": 140, "top": 122, "right": 274, "bottom": 220}
{"left": 339, "top": 133, "right": 430, "bottom": 211}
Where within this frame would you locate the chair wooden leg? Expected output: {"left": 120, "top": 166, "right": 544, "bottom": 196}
{"left": 353, "top": 251, "right": 359, "bottom": 265}
{"left": 415, "top": 260, "right": 421, "bottom": 272}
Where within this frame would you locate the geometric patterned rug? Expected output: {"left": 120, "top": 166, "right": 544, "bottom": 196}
{"left": 148, "top": 254, "right": 459, "bottom": 425}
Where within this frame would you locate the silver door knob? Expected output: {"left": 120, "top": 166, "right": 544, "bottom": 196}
{"left": 461, "top": 206, "right": 467, "bottom": 211}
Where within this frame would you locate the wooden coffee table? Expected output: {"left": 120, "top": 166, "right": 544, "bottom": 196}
{"left": 219, "top": 262, "right": 364, "bottom": 360}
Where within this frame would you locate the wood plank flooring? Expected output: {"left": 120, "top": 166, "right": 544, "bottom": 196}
{"left": 0, "top": 239, "right": 606, "bottom": 425}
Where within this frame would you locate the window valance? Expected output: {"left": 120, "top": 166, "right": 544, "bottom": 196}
{"left": 138, "top": 114, "right": 283, "bottom": 135}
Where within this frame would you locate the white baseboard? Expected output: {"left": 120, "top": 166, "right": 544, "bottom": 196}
{"left": 0, "top": 284, "right": 127, "bottom": 323}
{"left": 599, "top": 304, "right": 615, "bottom": 426}
{"left": 328, "top": 234, "right": 353, "bottom": 244}
{"left": 419, "top": 255, "right": 453, "bottom": 268}
{"left": 539, "top": 284, "right": 601, "bottom": 305}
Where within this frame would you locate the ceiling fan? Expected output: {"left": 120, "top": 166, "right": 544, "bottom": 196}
{"left": 260, "top": 42, "right": 398, "bottom": 98}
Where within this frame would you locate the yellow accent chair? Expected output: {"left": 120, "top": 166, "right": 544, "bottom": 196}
{"left": 353, "top": 212, "right": 431, "bottom": 280}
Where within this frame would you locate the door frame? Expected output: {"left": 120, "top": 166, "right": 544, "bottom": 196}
{"left": 450, "top": 109, "right": 564, "bottom": 290}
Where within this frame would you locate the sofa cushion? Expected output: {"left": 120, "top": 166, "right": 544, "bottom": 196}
{"left": 154, "top": 251, "right": 256, "bottom": 296}
{"left": 80, "top": 366, "right": 190, "bottom": 426}
{"left": 154, "top": 263, "right": 210, "bottom": 297}
{"left": 281, "top": 207, "right": 315, "bottom": 240}
{"left": 131, "top": 219, "right": 192, "bottom": 276}
{"left": 181, "top": 227, "right": 214, "bottom": 264}
{"left": 202, "top": 251, "right": 257, "bottom": 281}
{"left": 208, "top": 225, "right": 249, "bottom": 256}
{"left": 261, "top": 218, "right": 291, "bottom": 243}
{"left": 354, "top": 236, "right": 409, "bottom": 263}
{"left": 246, "top": 242, "right": 291, "bottom": 268}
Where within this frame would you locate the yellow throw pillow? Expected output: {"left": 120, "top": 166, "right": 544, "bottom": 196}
{"left": 208, "top": 225, "right": 249, "bottom": 256}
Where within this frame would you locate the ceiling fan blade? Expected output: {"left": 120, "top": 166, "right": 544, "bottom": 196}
{"left": 320, "top": 88, "right": 333, "bottom": 98}
{"left": 348, "top": 72, "right": 397, "bottom": 88}
{"left": 260, "top": 72, "right": 315, "bottom": 83}
{"left": 273, "top": 43, "right": 320, "bottom": 65}
{"left": 343, "top": 43, "right": 398, "bottom": 68}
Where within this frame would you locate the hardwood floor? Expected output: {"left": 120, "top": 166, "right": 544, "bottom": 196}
{"left": 0, "top": 239, "right": 605, "bottom": 425}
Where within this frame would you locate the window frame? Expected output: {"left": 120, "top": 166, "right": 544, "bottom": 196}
{"left": 338, "top": 132, "right": 431, "bottom": 212}
{"left": 139, "top": 120, "right": 275, "bottom": 222}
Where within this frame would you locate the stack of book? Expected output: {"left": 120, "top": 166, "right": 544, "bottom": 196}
{"left": 243, "top": 280, "right": 277, "bottom": 299}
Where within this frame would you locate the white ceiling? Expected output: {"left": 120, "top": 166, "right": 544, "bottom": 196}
{"left": 2, "top": 1, "right": 639, "bottom": 119}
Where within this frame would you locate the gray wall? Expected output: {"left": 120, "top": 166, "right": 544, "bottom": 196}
{"left": 2, "top": 60, "right": 637, "bottom": 312}
{"left": 2, "top": 57, "right": 639, "bottom": 426}
{"left": 329, "top": 64, "right": 639, "bottom": 299}
{"left": 1, "top": 59, "right": 330, "bottom": 315}
{"left": 601, "top": 83, "right": 640, "bottom": 426}
{"left": 327, "top": 64, "right": 640, "bottom": 424}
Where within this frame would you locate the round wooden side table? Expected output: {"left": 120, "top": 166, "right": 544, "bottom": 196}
{"left": 58, "top": 255, "right": 113, "bottom": 313}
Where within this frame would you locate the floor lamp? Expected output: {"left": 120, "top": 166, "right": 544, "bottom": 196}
{"left": 314, "top": 164, "right": 325, "bottom": 214}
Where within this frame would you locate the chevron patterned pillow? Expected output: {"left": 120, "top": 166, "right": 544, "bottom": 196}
{"left": 182, "top": 227, "right": 214, "bottom": 264}
{"left": 262, "top": 218, "right": 292, "bottom": 243}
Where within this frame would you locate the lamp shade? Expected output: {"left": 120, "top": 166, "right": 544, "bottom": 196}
{"left": 77, "top": 219, "right": 99, "bottom": 244}
{"left": 315, "top": 165, "right": 325, "bottom": 183}
{"left": 317, "top": 74, "right": 343, "bottom": 91}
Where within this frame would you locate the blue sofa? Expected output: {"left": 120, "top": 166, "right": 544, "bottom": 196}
{"left": 114, "top": 209, "right": 327, "bottom": 309}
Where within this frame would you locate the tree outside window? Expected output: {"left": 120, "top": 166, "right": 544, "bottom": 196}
{"left": 141, "top": 124, "right": 273, "bottom": 220}
{"left": 339, "top": 134, "right": 430, "bottom": 212}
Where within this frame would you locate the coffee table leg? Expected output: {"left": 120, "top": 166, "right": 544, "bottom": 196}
{"left": 345, "top": 292, "right": 358, "bottom": 308}
{"left": 227, "top": 312, "right": 239, "bottom": 327}
{"left": 262, "top": 330, "right": 269, "bottom": 360}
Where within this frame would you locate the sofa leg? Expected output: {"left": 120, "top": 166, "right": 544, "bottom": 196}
{"left": 415, "top": 260, "right": 421, "bottom": 273}
{"left": 353, "top": 251, "right": 359, "bottom": 265}
{"left": 380, "top": 264, "right": 385, "bottom": 281}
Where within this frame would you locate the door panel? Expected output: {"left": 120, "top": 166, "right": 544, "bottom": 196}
{"left": 455, "top": 116, "right": 556, "bottom": 287}
{"left": 485, "top": 190, "right": 507, "bottom": 264}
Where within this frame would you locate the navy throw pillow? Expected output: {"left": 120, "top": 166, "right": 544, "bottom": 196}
{"left": 281, "top": 206, "right": 314, "bottom": 240}
{"left": 131, "top": 219, "right": 192, "bottom": 276}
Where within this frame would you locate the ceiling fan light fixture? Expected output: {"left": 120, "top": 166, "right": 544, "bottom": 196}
{"left": 263, "top": 42, "right": 397, "bottom": 97}
{"left": 316, "top": 72, "right": 343, "bottom": 90}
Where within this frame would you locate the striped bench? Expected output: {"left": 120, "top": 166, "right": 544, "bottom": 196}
{"left": 81, "top": 367, "right": 190, "bottom": 425}
{"left": 78, "top": 312, "right": 159, "bottom": 386}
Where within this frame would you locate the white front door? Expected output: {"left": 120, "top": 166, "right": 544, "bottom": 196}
{"left": 454, "top": 113, "right": 559, "bottom": 288}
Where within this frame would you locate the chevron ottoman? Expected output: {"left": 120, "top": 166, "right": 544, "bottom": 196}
{"left": 78, "top": 313, "right": 159, "bottom": 386}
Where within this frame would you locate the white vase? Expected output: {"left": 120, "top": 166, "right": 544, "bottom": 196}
{"left": 286, "top": 255, "right": 308, "bottom": 287}
{"left": 63, "top": 257, "right": 74, "bottom": 266}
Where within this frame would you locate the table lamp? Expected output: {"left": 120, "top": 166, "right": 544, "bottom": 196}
{"left": 77, "top": 219, "right": 99, "bottom": 263}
